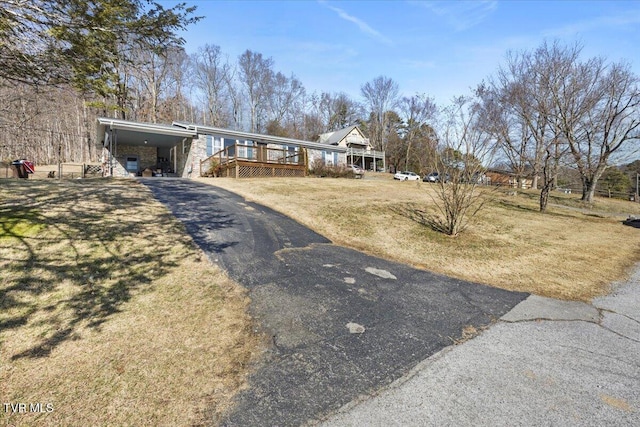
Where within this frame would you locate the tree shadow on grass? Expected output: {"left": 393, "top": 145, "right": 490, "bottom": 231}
{"left": 390, "top": 203, "right": 444, "bottom": 234}
{"left": 0, "top": 179, "right": 236, "bottom": 360}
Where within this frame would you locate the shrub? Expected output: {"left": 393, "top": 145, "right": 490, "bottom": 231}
{"left": 309, "top": 159, "right": 355, "bottom": 178}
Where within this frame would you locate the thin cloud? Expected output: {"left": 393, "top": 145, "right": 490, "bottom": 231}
{"left": 402, "top": 59, "right": 437, "bottom": 70}
{"left": 320, "top": 1, "right": 393, "bottom": 46}
{"left": 542, "top": 12, "right": 640, "bottom": 38}
{"left": 417, "top": 0, "right": 498, "bottom": 32}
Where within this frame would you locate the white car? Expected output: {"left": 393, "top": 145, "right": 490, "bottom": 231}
{"left": 394, "top": 171, "right": 420, "bottom": 181}
{"left": 348, "top": 164, "right": 365, "bottom": 178}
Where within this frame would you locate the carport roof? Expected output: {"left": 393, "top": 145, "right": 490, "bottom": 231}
{"left": 97, "top": 118, "right": 198, "bottom": 148}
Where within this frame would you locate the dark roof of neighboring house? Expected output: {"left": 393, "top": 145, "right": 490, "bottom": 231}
{"left": 317, "top": 125, "right": 360, "bottom": 146}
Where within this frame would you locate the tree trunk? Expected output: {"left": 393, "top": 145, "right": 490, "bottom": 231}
{"left": 582, "top": 181, "right": 597, "bottom": 203}
{"left": 540, "top": 184, "right": 550, "bottom": 212}
{"left": 581, "top": 176, "right": 594, "bottom": 202}
{"left": 405, "top": 138, "right": 412, "bottom": 171}
{"left": 539, "top": 146, "right": 556, "bottom": 212}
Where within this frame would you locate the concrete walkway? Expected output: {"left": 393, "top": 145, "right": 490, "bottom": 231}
{"left": 320, "top": 267, "right": 640, "bottom": 426}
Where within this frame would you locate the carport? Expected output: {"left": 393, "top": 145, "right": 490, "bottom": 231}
{"left": 97, "top": 118, "right": 198, "bottom": 177}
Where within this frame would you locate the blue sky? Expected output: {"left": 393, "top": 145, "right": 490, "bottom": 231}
{"left": 168, "top": 0, "right": 640, "bottom": 106}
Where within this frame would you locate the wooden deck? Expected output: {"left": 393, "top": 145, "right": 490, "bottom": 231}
{"left": 200, "top": 143, "right": 307, "bottom": 178}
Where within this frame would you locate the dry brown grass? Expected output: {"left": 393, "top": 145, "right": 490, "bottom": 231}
{"left": 0, "top": 179, "right": 262, "bottom": 426}
{"left": 200, "top": 176, "right": 640, "bottom": 301}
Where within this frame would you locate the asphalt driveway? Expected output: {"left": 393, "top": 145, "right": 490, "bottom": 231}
{"left": 142, "top": 179, "right": 528, "bottom": 426}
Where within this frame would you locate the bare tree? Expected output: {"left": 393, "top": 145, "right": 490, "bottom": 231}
{"left": 519, "top": 42, "right": 577, "bottom": 211}
{"left": 160, "top": 47, "right": 194, "bottom": 123}
{"left": 399, "top": 94, "right": 438, "bottom": 172}
{"left": 426, "top": 96, "right": 496, "bottom": 236}
{"left": 237, "top": 49, "right": 274, "bottom": 132}
{"left": 301, "top": 91, "right": 325, "bottom": 140}
{"left": 361, "top": 76, "right": 399, "bottom": 151}
{"left": 555, "top": 60, "right": 640, "bottom": 202}
{"left": 266, "top": 72, "right": 306, "bottom": 135}
{"left": 476, "top": 82, "right": 533, "bottom": 191}
{"left": 479, "top": 42, "right": 577, "bottom": 211}
{"left": 224, "top": 64, "right": 243, "bottom": 130}
{"left": 486, "top": 41, "right": 640, "bottom": 206}
{"left": 0, "top": 82, "right": 95, "bottom": 163}
{"left": 191, "top": 44, "right": 231, "bottom": 127}
{"left": 323, "top": 92, "right": 362, "bottom": 131}
{"left": 126, "top": 46, "right": 186, "bottom": 123}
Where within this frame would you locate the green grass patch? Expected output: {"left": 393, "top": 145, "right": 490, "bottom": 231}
{"left": 0, "top": 208, "right": 46, "bottom": 240}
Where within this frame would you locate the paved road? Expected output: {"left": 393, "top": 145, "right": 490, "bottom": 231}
{"left": 321, "top": 269, "right": 640, "bottom": 427}
{"left": 142, "top": 179, "right": 528, "bottom": 426}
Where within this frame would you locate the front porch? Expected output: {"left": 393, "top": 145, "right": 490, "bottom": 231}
{"left": 346, "top": 147, "right": 386, "bottom": 172}
{"left": 200, "top": 142, "right": 308, "bottom": 178}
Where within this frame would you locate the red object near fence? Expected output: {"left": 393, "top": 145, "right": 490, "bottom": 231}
{"left": 10, "top": 159, "right": 35, "bottom": 178}
{"left": 23, "top": 161, "right": 35, "bottom": 174}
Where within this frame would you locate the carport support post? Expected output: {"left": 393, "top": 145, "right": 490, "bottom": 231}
{"left": 174, "top": 145, "right": 177, "bottom": 175}
{"left": 57, "top": 140, "right": 62, "bottom": 180}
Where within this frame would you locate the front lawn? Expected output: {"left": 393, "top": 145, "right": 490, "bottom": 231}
{"left": 0, "top": 179, "right": 261, "bottom": 426}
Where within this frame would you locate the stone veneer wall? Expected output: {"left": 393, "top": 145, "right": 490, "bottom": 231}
{"left": 102, "top": 144, "right": 157, "bottom": 177}
{"left": 180, "top": 135, "right": 208, "bottom": 177}
{"left": 175, "top": 139, "right": 189, "bottom": 177}
{"left": 189, "top": 135, "right": 209, "bottom": 177}
{"left": 120, "top": 144, "right": 157, "bottom": 175}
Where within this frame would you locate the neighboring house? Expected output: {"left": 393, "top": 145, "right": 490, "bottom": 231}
{"left": 485, "top": 169, "right": 534, "bottom": 189}
{"left": 314, "top": 125, "right": 386, "bottom": 172}
{"left": 97, "top": 118, "right": 347, "bottom": 178}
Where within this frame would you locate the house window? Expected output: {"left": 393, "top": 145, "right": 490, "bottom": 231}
{"left": 242, "top": 140, "right": 255, "bottom": 159}
{"left": 323, "top": 150, "right": 338, "bottom": 166}
{"left": 287, "top": 146, "right": 298, "bottom": 164}
{"left": 322, "top": 151, "right": 330, "bottom": 165}
{"left": 206, "top": 135, "right": 213, "bottom": 156}
{"left": 224, "top": 138, "right": 236, "bottom": 157}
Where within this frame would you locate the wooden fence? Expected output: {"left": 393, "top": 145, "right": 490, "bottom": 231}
{"left": 0, "top": 163, "right": 103, "bottom": 179}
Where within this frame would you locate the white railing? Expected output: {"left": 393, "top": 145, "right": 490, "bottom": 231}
{"left": 346, "top": 147, "right": 384, "bottom": 157}
{"left": 346, "top": 135, "right": 370, "bottom": 146}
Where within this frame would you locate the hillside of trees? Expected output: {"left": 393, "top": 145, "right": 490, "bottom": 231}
{"left": 1, "top": 1, "right": 639, "bottom": 205}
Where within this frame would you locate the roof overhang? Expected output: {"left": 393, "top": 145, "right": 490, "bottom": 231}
{"left": 97, "top": 118, "right": 197, "bottom": 149}
{"left": 172, "top": 121, "right": 348, "bottom": 153}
